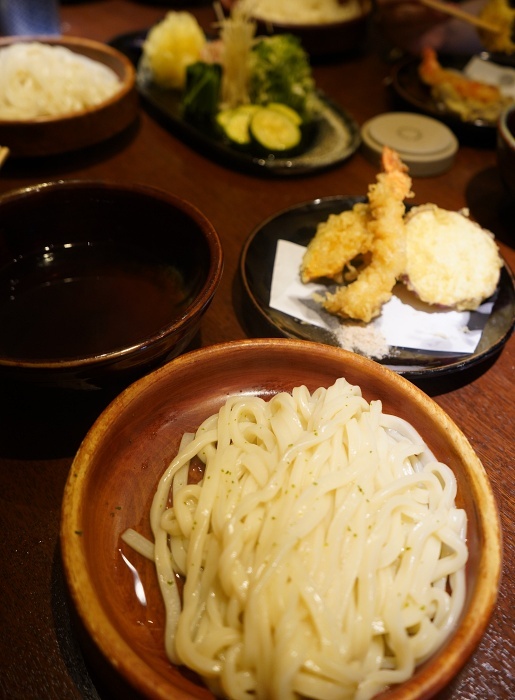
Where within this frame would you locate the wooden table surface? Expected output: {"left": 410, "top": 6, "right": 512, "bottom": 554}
{"left": 0, "top": 2, "right": 513, "bottom": 698}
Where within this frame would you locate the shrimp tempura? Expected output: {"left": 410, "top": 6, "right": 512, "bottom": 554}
{"left": 323, "top": 147, "right": 413, "bottom": 323}
{"left": 300, "top": 203, "right": 373, "bottom": 284}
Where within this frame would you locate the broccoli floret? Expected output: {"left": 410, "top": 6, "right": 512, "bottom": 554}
{"left": 248, "top": 34, "right": 317, "bottom": 119}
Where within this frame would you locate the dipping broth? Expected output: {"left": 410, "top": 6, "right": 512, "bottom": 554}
{"left": 0, "top": 240, "right": 192, "bottom": 360}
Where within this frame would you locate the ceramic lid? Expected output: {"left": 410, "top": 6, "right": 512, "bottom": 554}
{"left": 361, "top": 112, "right": 459, "bottom": 177}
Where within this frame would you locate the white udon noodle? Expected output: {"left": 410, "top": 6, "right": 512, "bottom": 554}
{"left": 122, "top": 378, "right": 468, "bottom": 700}
{"left": 0, "top": 42, "right": 121, "bottom": 121}
{"left": 237, "top": 0, "right": 364, "bottom": 24}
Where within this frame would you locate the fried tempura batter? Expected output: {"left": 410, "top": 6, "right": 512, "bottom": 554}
{"left": 300, "top": 147, "right": 501, "bottom": 326}
{"left": 404, "top": 204, "right": 502, "bottom": 310}
{"left": 478, "top": 0, "right": 515, "bottom": 55}
{"left": 418, "top": 47, "right": 511, "bottom": 123}
{"left": 322, "top": 146, "right": 413, "bottom": 323}
{"left": 300, "top": 202, "right": 373, "bottom": 284}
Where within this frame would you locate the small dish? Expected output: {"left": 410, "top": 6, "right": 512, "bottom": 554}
{"left": 240, "top": 196, "right": 515, "bottom": 378}
{"left": 60, "top": 338, "right": 502, "bottom": 700}
{"left": 361, "top": 112, "right": 458, "bottom": 177}
{"left": 0, "top": 35, "right": 138, "bottom": 157}
{"left": 110, "top": 30, "right": 361, "bottom": 176}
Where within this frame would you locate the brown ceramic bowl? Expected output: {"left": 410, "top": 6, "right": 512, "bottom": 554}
{"left": 0, "top": 180, "right": 223, "bottom": 390}
{"left": 0, "top": 35, "right": 138, "bottom": 157}
{"left": 220, "top": 0, "right": 372, "bottom": 58}
{"left": 497, "top": 102, "right": 515, "bottom": 199}
{"left": 61, "top": 338, "right": 501, "bottom": 700}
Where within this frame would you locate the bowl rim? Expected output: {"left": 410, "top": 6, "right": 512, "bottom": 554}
{"left": 0, "top": 180, "right": 224, "bottom": 370}
{"left": 220, "top": 0, "right": 372, "bottom": 29}
{"left": 0, "top": 34, "right": 136, "bottom": 125}
{"left": 60, "top": 337, "right": 503, "bottom": 700}
{"left": 498, "top": 103, "right": 515, "bottom": 148}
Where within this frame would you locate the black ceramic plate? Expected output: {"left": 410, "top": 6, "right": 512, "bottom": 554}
{"left": 240, "top": 196, "right": 515, "bottom": 378}
{"left": 390, "top": 53, "right": 503, "bottom": 143}
{"left": 110, "top": 30, "right": 361, "bottom": 176}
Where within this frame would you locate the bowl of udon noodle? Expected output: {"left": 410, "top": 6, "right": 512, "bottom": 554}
{"left": 220, "top": 0, "right": 372, "bottom": 58}
{"left": 0, "top": 35, "right": 138, "bottom": 157}
{"left": 60, "top": 338, "right": 501, "bottom": 700}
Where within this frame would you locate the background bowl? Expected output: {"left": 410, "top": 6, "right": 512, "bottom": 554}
{"left": 0, "top": 180, "right": 223, "bottom": 391}
{"left": 61, "top": 338, "right": 501, "bottom": 700}
{"left": 497, "top": 102, "right": 515, "bottom": 199}
{"left": 220, "top": 0, "right": 372, "bottom": 59}
{"left": 0, "top": 35, "right": 138, "bottom": 157}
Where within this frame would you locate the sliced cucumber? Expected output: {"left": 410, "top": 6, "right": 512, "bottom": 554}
{"left": 249, "top": 106, "right": 302, "bottom": 154}
{"left": 216, "top": 104, "right": 260, "bottom": 146}
{"left": 267, "top": 102, "right": 303, "bottom": 126}
{"left": 216, "top": 103, "right": 306, "bottom": 156}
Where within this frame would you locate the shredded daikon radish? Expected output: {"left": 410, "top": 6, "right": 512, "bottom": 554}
{"left": 141, "top": 12, "right": 206, "bottom": 89}
{"left": 218, "top": 3, "right": 257, "bottom": 108}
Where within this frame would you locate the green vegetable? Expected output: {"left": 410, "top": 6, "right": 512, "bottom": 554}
{"left": 216, "top": 103, "right": 305, "bottom": 155}
{"left": 248, "top": 34, "right": 317, "bottom": 120}
{"left": 216, "top": 104, "right": 260, "bottom": 146}
{"left": 267, "top": 102, "right": 303, "bottom": 125}
{"left": 249, "top": 106, "right": 302, "bottom": 154}
{"left": 182, "top": 61, "right": 222, "bottom": 124}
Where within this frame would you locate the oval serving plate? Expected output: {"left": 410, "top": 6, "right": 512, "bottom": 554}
{"left": 240, "top": 195, "right": 515, "bottom": 378}
{"left": 110, "top": 30, "right": 361, "bottom": 176}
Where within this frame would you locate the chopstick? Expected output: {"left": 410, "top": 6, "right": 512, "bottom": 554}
{"left": 0, "top": 146, "right": 9, "bottom": 169}
{"left": 418, "top": 0, "right": 502, "bottom": 33}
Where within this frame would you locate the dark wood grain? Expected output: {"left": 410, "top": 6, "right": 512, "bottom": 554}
{"left": 0, "top": 2, "right": 513, "bottom": 699}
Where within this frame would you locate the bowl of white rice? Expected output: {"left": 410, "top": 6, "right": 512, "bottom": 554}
{"left": 221, "top": 0, "right": 373, "bottom": 58}
{"left": 0, "top": 35, "right": 138, "bottom": 157}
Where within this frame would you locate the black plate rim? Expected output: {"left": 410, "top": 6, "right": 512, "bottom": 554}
{"left": 240, "top": 195, "right": 515, "bottom": 378}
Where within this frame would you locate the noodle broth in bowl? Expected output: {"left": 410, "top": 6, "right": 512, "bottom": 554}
{"left": 0, "top": 180, "right": 223, "bottom": 392}
{"left": 61, "top": 338, "right": 501, "bottom": 700}
{"left": 0, "top": 36, "right": 138, "bottom": 157}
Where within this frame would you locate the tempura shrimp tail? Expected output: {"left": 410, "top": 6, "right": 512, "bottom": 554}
{"left": 323, "top": 146, "right": 413, "bottom": 323}
{"left": 418, "top": 46, "right": 503, "bottom": 104}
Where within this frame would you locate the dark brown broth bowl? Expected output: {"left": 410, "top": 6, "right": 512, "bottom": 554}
{"left": 497, "top": 102, "right": 515, "bottom": 199}
{"left": 0, "top": 181, "right": 223, "bottom": 391}
{"left": 61, "top": 338, "right": 501, "bottom": 700}
{"left": 0, "top": 36, "right": 138, "bottom": 157}
{"left": 220, "top": 0, "right": 372, "bottom": 59}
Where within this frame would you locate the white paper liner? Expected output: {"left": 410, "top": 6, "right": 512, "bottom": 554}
{"left": 464, "top": 57, "right": 515, "bottom": 99}
{"left": 270, "top": 240, "right": 492, "bottom": 356}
